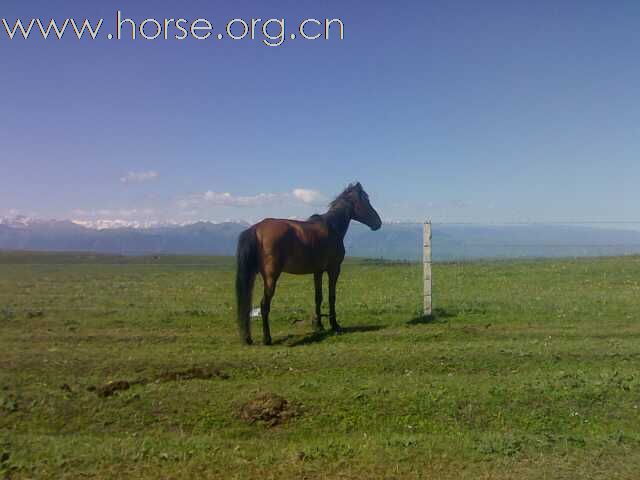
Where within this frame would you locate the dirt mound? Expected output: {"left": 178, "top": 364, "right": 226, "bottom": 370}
{"left": 94, "top": 380, "right": 131, "bottom": 398}
{"left": 238, "top": 393, "right": 300, "bottom": 427}
{"left": 157, "top": 367, "right": 229, "bottom": 382}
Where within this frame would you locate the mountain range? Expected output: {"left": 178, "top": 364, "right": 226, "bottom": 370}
{"left": 2, "top": 216, "right": 640, "bottom": 261}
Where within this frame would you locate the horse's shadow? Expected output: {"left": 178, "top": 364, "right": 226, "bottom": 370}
{"left": 273, "top": 324, "right": 385, "bottom": 347}
{"left": 406, "top": 307, "right": 457, "bottom": 326}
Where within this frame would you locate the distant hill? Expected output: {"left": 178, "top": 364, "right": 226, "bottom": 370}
{"left": 346, "top": 223, "right": 640, "bottom": 260}
{"left": 0, "top": 219, "right": 247, "bottom": 256}
{"left": 1, "top": 217, "right": 640, "bottom": 260}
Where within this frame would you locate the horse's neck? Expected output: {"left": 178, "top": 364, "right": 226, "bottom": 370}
{"left": 323, "top": 206, "right": 351, "bottom": 239}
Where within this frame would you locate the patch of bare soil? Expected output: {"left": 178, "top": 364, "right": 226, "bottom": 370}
{"left": 93, "top": 380, "right": 133, "bottom": 398}
{"left": 89, "top": 366, "right": 229, "bottom": 398}
{"left": 156, "top": 367, "right": 229, "bottom": 382}
{"left": 237, "top": 392, "right": 300, "bottom": 427}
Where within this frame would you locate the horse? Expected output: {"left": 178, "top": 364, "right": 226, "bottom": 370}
{"left": 235, "top": 182, "right": 382, "bottom": 345}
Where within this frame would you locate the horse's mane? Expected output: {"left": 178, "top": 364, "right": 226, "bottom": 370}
{"left": 328, "top": 183, "right": 360, "bottom": 210}
{"left": 307, "top": 183, "right": 362, "bottom": 226}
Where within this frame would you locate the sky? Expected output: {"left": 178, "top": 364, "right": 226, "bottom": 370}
{"left": 1, "top": 0, "right": 639, "bottom": 226}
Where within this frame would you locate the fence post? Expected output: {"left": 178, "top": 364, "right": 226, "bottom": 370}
{"left": 423, "top": 221, "right": 432, "bottom": 317}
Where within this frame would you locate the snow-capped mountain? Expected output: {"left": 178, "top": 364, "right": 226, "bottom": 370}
{"left": 2, "top": 215, "right": 640, "bottom": 260}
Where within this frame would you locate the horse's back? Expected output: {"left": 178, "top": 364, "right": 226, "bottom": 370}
{"left": 254, "top": 218, "right": 333, "bottom": 274}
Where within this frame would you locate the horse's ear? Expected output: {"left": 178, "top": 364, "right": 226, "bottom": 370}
{"left": 355, "top": 182, "right": 362, "bottom": 191}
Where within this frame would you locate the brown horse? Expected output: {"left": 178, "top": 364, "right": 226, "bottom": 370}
{"left": 235, "top": 182, "right": 382, "bottom": 345}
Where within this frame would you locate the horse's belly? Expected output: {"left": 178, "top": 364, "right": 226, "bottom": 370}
{"left": 282, "top": 261, "right": 322, "bottom": 275}
{"left": 282, "top": 251, "right": 326, "bottom": 274}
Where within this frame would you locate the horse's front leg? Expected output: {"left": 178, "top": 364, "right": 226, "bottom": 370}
{"left": 328, "top": 267, "right": 342, "bottom": 333}
{"left": 312, "top": 272, "right": 324, "bottom": 332}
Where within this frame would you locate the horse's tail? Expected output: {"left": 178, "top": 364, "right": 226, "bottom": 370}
{"left": 235, "top": 227, "right": 259, "bottom": 344}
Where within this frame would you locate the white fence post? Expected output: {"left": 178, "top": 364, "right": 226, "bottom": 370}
{"left": 423, "top": 221, "right": 432, "bottom": 317}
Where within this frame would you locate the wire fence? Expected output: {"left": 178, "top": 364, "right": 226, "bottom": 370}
{"left": 343, "top": 220, "right": 640, "bottom": 262}
{"left": 437, "top": 221, "right": 640, "bottom": 258}
{"left": 2, "top": 221, "right": 640, "bottom": 264}
{"left": 415, "top": 221, "right": 640, "bottom": 316}
{"left": 1, "top": 221, "right": 640, "bottom": 316}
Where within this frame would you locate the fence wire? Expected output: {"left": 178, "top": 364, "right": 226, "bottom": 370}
{"left": 1, "top": 221, "right": 640, "bottom": 316}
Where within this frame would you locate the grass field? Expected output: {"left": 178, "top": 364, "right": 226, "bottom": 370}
{"left": 2, "top": 251, "right": 640, "bottom": 479}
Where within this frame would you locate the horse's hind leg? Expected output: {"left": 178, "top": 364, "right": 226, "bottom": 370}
{"left": 328, "top": 267, "right": 342, "bottom": 333}
{"left": 260, "top": 272, "right": 279, "bottom": 345}
{"left": 312, "top": 272, "right": 324, "bottom": 331}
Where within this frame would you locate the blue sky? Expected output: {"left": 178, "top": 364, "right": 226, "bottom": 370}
{"left": 1, "top": 0, "right": 639, "bottom": 226}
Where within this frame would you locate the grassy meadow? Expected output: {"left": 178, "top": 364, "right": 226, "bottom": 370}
{"left": 1, "top": 251, "right": 640, "bottom": 479}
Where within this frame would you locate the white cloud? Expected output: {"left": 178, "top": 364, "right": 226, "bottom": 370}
{"left": 120, "top": 170, "right": 159, "bottom": 184}
{"left": 63, "top": 187, "right": 328, "bottom": 229}
{"left": 449, "top": 200, "right": 472, "bottom": 208}
{"left": 292, "top": 188, "right": 325, "bottom": 205}
{"left": 0, "top": 208, "right": 22, "bottom": 218}
{"left": 178, "top": 188, "right": 326, "bottom": 209}
{"left": 202, "top": 191, "right": 280, "bottom": 207}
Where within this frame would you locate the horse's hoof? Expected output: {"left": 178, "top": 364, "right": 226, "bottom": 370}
{"left": 332, "top": 326, "right": 343, "bottom": 334}
{"left": 263, "top": 338, "right": 273, "bottom": 346}
{"left": 243, "top": 337, "right": 253, "bottom": 345}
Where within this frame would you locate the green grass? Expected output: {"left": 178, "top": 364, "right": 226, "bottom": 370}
{"left": 1, "top": 251, "right": 640, "bottom": 479}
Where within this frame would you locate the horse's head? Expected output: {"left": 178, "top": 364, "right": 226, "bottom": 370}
{"left": 346, "top": 182, "right": 382, "bottom": 231}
